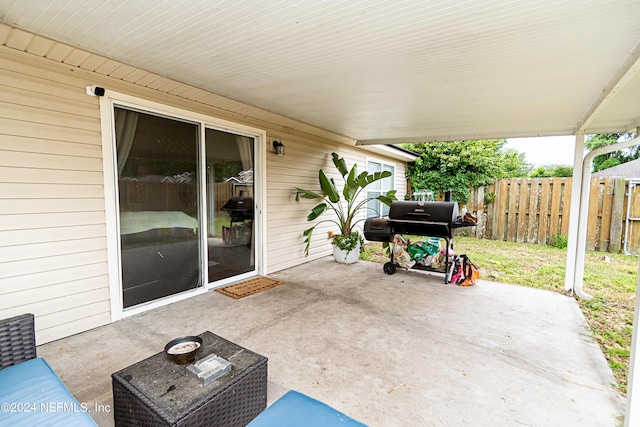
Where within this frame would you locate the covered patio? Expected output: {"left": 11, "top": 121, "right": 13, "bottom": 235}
{"left": 1, "top": 1, "right": 639, "bottom": 425}
{"left": 38, "top": 258, "right": 623, "bottom": 426}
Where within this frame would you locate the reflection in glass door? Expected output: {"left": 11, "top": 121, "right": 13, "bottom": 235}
{"left": 205, "top": 129, "right": 255, "bottom": 283}
{"left": 115, "top": 107, "right": 202, "bottom": 308}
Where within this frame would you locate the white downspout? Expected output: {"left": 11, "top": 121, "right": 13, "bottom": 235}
{"left": 626, "top": 256, "right": 640, "bottom": 427}
{"left": 571, "top": 135, "right": 640, "bottom": 299}
{"left": 564, "top": 133, "right": 585, "bottom": 293}
{"left": 625, "top": 129, "right": 640, "bottom": 427}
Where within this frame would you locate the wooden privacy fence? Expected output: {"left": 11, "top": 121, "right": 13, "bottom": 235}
{"left": 118, "top": 181, "right": 234, "bottom": 213}
{"left": 464, "top": 177, "right": 640, "bottom": 254}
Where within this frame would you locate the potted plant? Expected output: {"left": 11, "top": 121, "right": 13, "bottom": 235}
{"left": 295, "top": 152, "right": 397, "bottom": 263}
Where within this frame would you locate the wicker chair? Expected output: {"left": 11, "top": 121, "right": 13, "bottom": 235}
{"left": 0, "top": 313, "right": 37, "bottom": 370}
{"left": 0, "top": 313, "right": 98, "bottom": 426}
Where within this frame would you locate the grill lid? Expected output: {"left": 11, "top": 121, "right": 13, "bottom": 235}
{"left": 222, "top": 197, "right": 253, "bottom": 213}
{"left": 388, "top": 201, "right": 458, "bottom": 224}
{"left": 222, "top": 197, "right": 254, "bottom": 221}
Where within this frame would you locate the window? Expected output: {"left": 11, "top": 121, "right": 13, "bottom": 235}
{"left": 366, "top": 160, "right": 395, "bottom": 218}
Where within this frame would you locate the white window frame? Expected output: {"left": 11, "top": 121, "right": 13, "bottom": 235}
{"left": 99, "top": 90, "right": 267, "bottom": 320}
{"left": 365, "top": 158, "right": 396, "bottom": 218}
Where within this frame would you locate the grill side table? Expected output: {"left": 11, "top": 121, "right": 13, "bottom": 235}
{"left": 112, "top": 331, "right": 267, "bottom": 427}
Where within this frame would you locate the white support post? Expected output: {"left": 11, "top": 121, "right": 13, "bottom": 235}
{"left": 564, "top": 133, "right": 585, "bottom": 293}
{"left": 572, "top": 136, "right": 640, "bottom": 299}
{"left": 626, "top": 256, "right": 640, "bottom": 426}
{"left": 572, "top": 144, "right": 595, "bottom": 300}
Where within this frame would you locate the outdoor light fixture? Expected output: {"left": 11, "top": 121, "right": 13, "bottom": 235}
{"left": 273, "top": 140, "right": 285, "bottom": 156}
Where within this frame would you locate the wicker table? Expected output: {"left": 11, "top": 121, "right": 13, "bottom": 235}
{"left": 112, "top": 331, "right": 267, "bottom": 427}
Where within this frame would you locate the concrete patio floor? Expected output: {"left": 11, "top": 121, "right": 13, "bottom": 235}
{"left": 38, "top": 257, "right": 625, "bottom": 426}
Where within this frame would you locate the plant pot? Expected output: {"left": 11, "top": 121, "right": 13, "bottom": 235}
{"left": 332, "top": 241, "right": 360, "bottom": 264}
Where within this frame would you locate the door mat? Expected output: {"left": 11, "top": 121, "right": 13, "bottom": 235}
{"left": 215, "top": 276, "right": 285, "bottom": 299}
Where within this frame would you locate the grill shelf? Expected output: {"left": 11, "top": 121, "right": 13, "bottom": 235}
{"left": 364, "top": 201, "right": 474, "bottom": 283}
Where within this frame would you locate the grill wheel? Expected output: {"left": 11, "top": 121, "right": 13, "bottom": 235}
{"left": 383, "top": 262, "right": 396, "bottom": 275}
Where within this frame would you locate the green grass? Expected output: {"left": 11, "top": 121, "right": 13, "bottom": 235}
{"left": 362, "top": 235, "right": 638, "bottom": 396}
{"left": 210, "top": 214, "right": 233, "bottom": 236}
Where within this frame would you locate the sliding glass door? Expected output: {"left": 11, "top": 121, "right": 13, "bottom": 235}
{"left": 113, "top": 105, "right": 257, "bottom": 309}
{"left": 205, "top": 128, "right": 255, "bottom": 283}
{"left": 115, "top": 107, "right": 201, "bottom": 308}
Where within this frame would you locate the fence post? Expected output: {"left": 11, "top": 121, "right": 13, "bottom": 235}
{"left": 527, "top": 178, "right": 540, "bottom": 243}
{"left": 476, "top": 186, "right": 485, "bottom": 238}
{"left": 485, "top": 183, "right": 495, "bottom": 238}
{"left": 538, "top": 178, "right": 551, "bottom": 245}
{"left": 549, "top": 177, "right": 564, "bottom": 238}
{"left": 517, "top": 178, "right": 529, "bottom": 242}
{"left": 599, "top": 178, "right": 615, "bottom": 252}
{"left": 609, "top": 178, "right": 626, "bottom": 253}
{"left": 492, "top": 180, "right": 506, "bottom": 240}
{"left": 586, "top": 178, "right": 603, "bottom": 251}
{"left": 561, "top": 178, "right": 572, "bottom": 237}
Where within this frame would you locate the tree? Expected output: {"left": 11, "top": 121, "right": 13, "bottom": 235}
{"left": 403, "top": 139, "right": 530, "bottom": 203}
{"left": 551, "top": 164, "right": 574, "bottom": 177}
{"left": 586, "top": 133, "right": 638, "bottom": 172}
{"left": 529, "top": 164, "right": 573, "bottom": 177}
{"left": 499, "top": 149, "right": 532, "bottom": 178}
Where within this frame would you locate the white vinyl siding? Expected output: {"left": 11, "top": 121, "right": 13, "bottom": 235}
{"left": 265, "top": 146, "right": 406, "bottom": 273}
{"left": 0, "top": 31, "right": 410, "bottom": 343}
{"left": 0, "top": 49, "right": 109, "bottom": 344}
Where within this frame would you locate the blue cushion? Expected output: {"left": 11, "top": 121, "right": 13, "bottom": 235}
{"left": 247, "top": 390, "right": 368, "bottom": 427}
{"left": 0, "top": 358, "right": 98, "bottom": 426}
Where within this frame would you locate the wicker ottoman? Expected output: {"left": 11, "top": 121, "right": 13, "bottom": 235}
{"left": 112, "top": 331, "right": 267, "bottom": 427}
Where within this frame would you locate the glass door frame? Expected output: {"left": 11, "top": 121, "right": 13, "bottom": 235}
{"left": 100, "top": 91, "right": 266, "bottom": 321}
{"left": 202, "top": 125, "right": 258, "bottom": 288}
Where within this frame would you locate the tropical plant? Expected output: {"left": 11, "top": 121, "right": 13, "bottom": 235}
{"left": 295, "top": 152, "right": 397, "bottom": 255}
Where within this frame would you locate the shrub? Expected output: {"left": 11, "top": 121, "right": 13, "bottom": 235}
{"left": 548, "top": 233, "right": 568, "bottom": 249}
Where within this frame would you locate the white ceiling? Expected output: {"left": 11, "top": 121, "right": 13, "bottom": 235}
{"left": 1, "top": 0, "right": 639, "bottom": 145}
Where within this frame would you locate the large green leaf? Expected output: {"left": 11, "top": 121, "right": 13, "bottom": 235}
{"left": 332, "top": 153, "right": 349, "bottom": 177}
{"left": 295, "top": 187, "right": 324, "bottom": 201}
{"left": 319, "top": 170, "right": 340, "bottom": 203}
{"left": 377, "top": 191, "right": 398, "bottom": 207}
{"left": 307, "top": 203, "right": 327, "bottom": 221}
{"left": 302, "top": 226, "right": 316, "bottom": 256}
{"left": 343, "top": 165, "right": 359, "bottom": 201}
{"left": 370, "top": 170, "right": 392, "bottom": 184}
{"left": 346, "top": 164, "right": 358, "bottom": 185}
{"left": 356, "top": 171, "right": 369, "bottom": 187}
{"left": 359, "top": 170, "right": 392, "bottom": 187}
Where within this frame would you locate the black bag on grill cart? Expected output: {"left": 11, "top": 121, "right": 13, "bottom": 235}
{"left": 450, "top": 254, "right": 480, "bottom": 286}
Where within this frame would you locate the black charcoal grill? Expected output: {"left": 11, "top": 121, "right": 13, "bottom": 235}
{"left": 364, "top": 200, "right": 469, "bottom": 282}
{"left": 222, "top": 197, "right": 254, "bottom": 226}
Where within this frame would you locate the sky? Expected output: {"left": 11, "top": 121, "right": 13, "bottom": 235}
{"left": 505, "top": 136, "right": 577, "bottom": 167}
